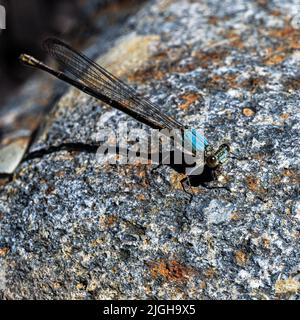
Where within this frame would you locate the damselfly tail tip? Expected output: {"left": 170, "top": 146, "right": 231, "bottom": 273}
{"left": 19, "top": 54, "right": 41, "bottom": 68}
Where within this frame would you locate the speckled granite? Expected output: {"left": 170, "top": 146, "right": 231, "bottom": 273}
{"left": 0, "top": 0, "right": 299, "bottom": 299}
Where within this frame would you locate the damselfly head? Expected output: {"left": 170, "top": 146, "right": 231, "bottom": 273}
{"left": 19, "top": 54, "right": 41, "bottom": 67}
{"left": 206, "top": 143, "right": 230, "bottom": 169}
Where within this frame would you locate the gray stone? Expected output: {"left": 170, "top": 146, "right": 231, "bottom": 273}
{"left": 0, "top": 0, "right": 299, "bottom": 299}
{"left": 204, "top": 200, "right": 234, "bottom": 225}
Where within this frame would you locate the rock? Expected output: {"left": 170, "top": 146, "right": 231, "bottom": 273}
{"left": 0, "top": 137, "right": 30, "bottom": 174}
{"left": 204, "top": 200, "right": 234, "bottom": 225}
{"left": 0, "top": 0, "right": 300, "bottom": 299}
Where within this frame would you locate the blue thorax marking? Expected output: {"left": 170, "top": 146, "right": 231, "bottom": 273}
{"left": 184, "top": 128, "right": 209, "bottom": 153}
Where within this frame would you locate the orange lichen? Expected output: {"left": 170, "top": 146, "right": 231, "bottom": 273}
{"left": 226, "top": 73, "right": 238, "bottom": 83}
{"left": 149, "top": 259, "right": 193, "bottom": 282}
{"left": 136, "top": 194, "right": 146, "bottom": 201}
{"left": 262, "top": 237, "right": 271, "bottom": 249}
{"left": 136, "top": 165, "right": 147, "bottom": 178}
{"left": 0, "top": 247, "right": 9, "bottom": 257}
{"left": 283, "top": 169, "right": 294, "bottom": 177}
{"left": 128, "top": 67, "right": 165, "bottom": 82}
{"left": 280, "top": 113, "right": 289, "bottom": 120}
{"left": 55, "top": 170, "right": 65, "bottom": 178}
{"left": 235, "top": 250, "right": 248, "bottom": 266}
{"left": 221, "top": 30, "right": 245, "bottom": 49}
{"left": 270, "top": 10, "right": 282, "bottom": 17}
{"left": 264, "top": 52, "right": 286, "bottom": 65}
{"left": 99, "top": 215, "right": 118, "bottom": 229}
{"left": 203, "top": 267, "right": 217, "bottom": 279}
{"left": 282, "top": 169, "right": 300, "bottom": 184}
{"left": 246, "top": 176, "right": 259, "bottom": 191}
{"left": 231, "top": 37, "right": 245, "bottom": 49}
{"left": 45, "top": 185, "right": 55, "bottom": 195}
{"left": 262, "top": 21, "right": 300, "bottom": 65}
{"left": 129, "top": 46, "right": 231, "bottom": 83}
{"left": 179, "top": 93, "right": 201, "bottom": 110}
{"left": 202, "top": 72, "right": 240, "bottom": 91}
{"left": 52, "top": 282, "right": 61, "bottom": 290}
{"left": 107, "top": 215, "right": 118, "bottom": 226}
{"left": 268, "top": 24, "right": 300, "bottom": 49}
{"left": 204, "top": 75, "right": 226, "bottom": 91}
{"left": 192, "top": 49, "right": 229, "bottom": 69}
{"left": 242, "top": 108, "right": 256, "bottom": 117}
{"left": 246, "top": 176, "right": 267, "bottom": 194}
{"left": 241, "top": 76, "right": 266, "bottom": 92}
{"left": 128, "top": 46, "right": 196, "bottom": 82}
{"left": 283, "top": 76, "right": 300, "bottom": 91}
{"left": 90, "top": 238, "right": 104, "bottom": 247}
{"left": 231, "top": 211, "right": 241, "bottom": 221}
{"left": 169, "top": 173, "right": 203, "bottom": 194}
{"left": 208, "top": 16, "right": 218, "bottom": 25}
{"left": 118, "top": 163, "right": 150, "bottom": 188}
{"left": 170, "top": 172, "right": 186, "bottom": 190}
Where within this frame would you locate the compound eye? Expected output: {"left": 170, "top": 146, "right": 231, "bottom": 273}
{"left": 207, "top": 156, "right": 218, "bottom": 168}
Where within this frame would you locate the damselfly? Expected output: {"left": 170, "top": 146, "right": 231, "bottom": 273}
{"left": 19, "top": 38, "right": 229, "bottom": 173}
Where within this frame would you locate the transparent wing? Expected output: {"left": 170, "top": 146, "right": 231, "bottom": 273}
{"left": 43, "top": 38, "right": 184, "bottom": 130}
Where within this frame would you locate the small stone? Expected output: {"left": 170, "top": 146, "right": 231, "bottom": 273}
{"left": 242, "top": 107, "right": 255, "bottom": 117}
{"left": 204, "top": 200, "right": 234, "bottom": 225}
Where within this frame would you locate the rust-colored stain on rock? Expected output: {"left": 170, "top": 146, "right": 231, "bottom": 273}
{"left": 149, "top": 259, "right": 193, "bottom": 282}
{"left": 283, "top": 76, "right": 300, "bottom": 91}
{"left": 246, "top": 176, "right": 267, "bottom": 194}
{"left": 192, "top": 49, "right": 229, "bottom": 69}
{"left": 235, "top": 250, "right": 248, "bottom": 266}
{"left": 282, "top": 169, "right": 300, "bottom": 185}
{"left": 268, "top": 24, "right": 300, "bottom": 49}
{"left": 223, "top": 31, "right": 245, "bottom": 49}
{"left": 207, "top": 16, "right": 219, "bottom": 25}
{"left": 203, "top": 267, "right": 217, "bottom": 279}
{"left": 280, "top": 113, "right": 289, "bottom": 120}
{"left": 136, "top": 194, "right": 146, "bottom": 201}
{"left": 169, "top": 172, "right": 203, "bottom": 194}
{"left": 262, "top": 22, "right": 300, "bottom": 66}
{"left": 0, "top": 247, "right": 9, "bottom": 257}
{"left": 264, "top": 50, "right": 287, "bottom": 66}
{"left": 99, "top": 215, "right": 118, "bottom": 229}
{"left": 240, "top": 77, "right": 266, "bottom": 92}
{"left": 170, "top": 172, "right": 186, "bottom": 191}
{"left": 179, "top": 93, "right": 201, "bottom": 110}
{"left": 242, "top": 108, "right": 256, "bottom": 117}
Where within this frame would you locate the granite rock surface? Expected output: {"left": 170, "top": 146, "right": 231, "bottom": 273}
{"left": 0, "top": 0, "right": 300, "bottom": 299}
